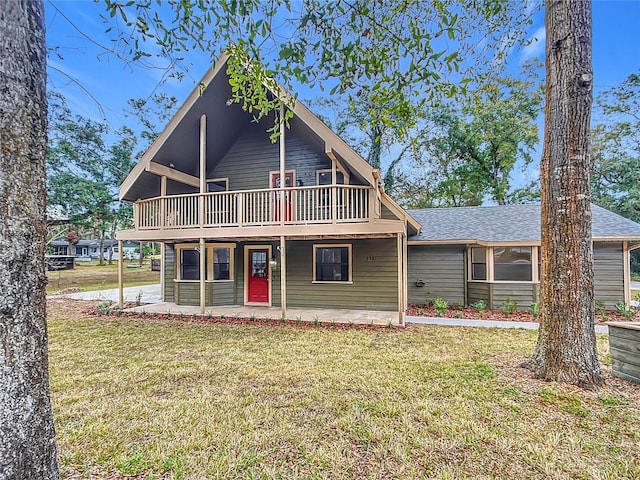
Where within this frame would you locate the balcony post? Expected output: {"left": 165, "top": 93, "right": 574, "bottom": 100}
{"left": 331, "top": 158, "right": 337, "bottom": 224}
{"left": 279, "top": 104, "right": 286, "bottom": 225}
{"left": 199, "top": 114, "right": 207, "bottom": 228}
{"left": 160, "top": 175, "right": 166, "bottom": 229}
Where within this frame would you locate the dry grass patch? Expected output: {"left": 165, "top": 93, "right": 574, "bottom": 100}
{"left": 48, "top": 300, "right": 640, "bottom": 479}
{"left": 47, "top": 261, "right": 159, "bottom": 294}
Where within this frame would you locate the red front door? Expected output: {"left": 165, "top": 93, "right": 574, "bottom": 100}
{"left": 272, "top": 172, "right": 294, "bottom": 221}
{"left": 247, "top": 249, "right": 269, "bottom": 303}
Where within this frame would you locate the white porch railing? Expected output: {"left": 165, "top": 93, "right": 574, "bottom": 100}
{"left": 134, "top": 185, "right": 372, "bottom": 231}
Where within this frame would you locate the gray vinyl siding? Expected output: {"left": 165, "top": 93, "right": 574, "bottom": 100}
{"left": 608, "top": 324, "right": 640, "bottom": 384}
{"left": 381, "top": 204, "right": 401, "bottom": 220}
{"left": 286, "top": 238, "right": 398, "bottom": 311}
{"left": 164, "top": 244, "right": 175, "bottom": 302}
{"left": 467, "top": 282, "right": 490, "bottom": 307}
{"left": 407, "top": 245, "right": 465, "bottom": 304}
{"left": 491, "top": 283, "right": 539, "bottom": 310}
{"left": 211, "top": 124, "right": 330, "bottom": 190}
{"left": 593, "top": 242, "right": 625, "bottom": 310}
{"left": 174, "top": 282, "right": 235, "bottom": 306}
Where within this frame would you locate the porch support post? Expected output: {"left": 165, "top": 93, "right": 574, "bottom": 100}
{"left": 199, "top": 238, "right": 206, "bottom": 314}
{"left": 160, "top": 243, "right": 165, "bottom": 302}
{"left": 623, "top": 241, "right": 631, "bottom": 305}
{"left": 397, "top": 232, "right": 404, "bottom": 326}
{"left": 280, "top": 235, "right": 287, "bottom": 318}
{"left": 279, "top": 104, "right": 286, "bottom": 225}
{"left": 118, "top": 239, "right": 124, "bottom": 309}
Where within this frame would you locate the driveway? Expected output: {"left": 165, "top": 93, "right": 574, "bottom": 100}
{"left": 50, "top": 283, "right": 162, "bottom": 304}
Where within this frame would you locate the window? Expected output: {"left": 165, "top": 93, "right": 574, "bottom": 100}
{"left": 181, "top": 249, "right": 201, "bottom": 280}
{"left": 470, "top": 247, "right": 487, "bottom": 280}
{"left": 207, "top": 178, "right": 228, "bottom": 192}
{"left": 213, "top": 247, "right": 231, "bottom": 280}
{"left": 493, "top": 246, "right": 532, "bottom": 281}
{"left": 314, "top": 245, "right": 351, "bottom": 282}
{"left": 176, "top": 243, "right": 235, "bottom": 281}
{"left": 317, "top": 170, "right": 345, "bottom": 186}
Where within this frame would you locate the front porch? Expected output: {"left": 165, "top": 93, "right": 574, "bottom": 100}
{"left": 124, "top": 302, "right": 400, "bottom": 326}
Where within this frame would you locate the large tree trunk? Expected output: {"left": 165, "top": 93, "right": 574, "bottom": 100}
{"left": 0, "top": 1, "right": 60, "bottom": 478}
{"left": 524, "top": 0, "right": 603, "bottom": 389}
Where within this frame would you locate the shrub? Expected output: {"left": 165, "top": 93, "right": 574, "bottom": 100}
{"left": 615, "top": 301, "right": 635, "bottom": 319}
{"left": 97, "top": 301, "right": 113, "bottom": 314}
{"left": 502, "top": 297, "right": 519, "bottom": 316}
{"left": 528, "top": 302, "right": 540, "bottom": 318}
{"left": 471, "top": 300, "right": 486, "bottom": 313}
{"left": 595, "top": 300, "right": 606, "bottom": 316}
{"left": 434, "top": 298, "right": 448, "bottom": 317}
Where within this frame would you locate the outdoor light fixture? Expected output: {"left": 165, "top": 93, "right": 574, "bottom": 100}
{"left": 296, "top": 179, "right": 304, "bottom": 187}
{"left": 269, "top": 257, "right": 279, "bottom": 270}
{"left": 169, "top": 162, "right": 176, "bottom": 168}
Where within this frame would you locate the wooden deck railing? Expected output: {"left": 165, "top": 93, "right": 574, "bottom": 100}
{"left": 134, "top": 185, "right": 372, "bottom": 230}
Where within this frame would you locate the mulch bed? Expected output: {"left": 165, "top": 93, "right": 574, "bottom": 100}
{"left": 406, "top": 304, "right": 640, "bottom": 324}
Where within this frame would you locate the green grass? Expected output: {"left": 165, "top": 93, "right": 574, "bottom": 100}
{"left": 46, "top": 261, "right": 159, "bottom": 294}
{"left": 48, "top": 301, "right": 640, "bottom": 479}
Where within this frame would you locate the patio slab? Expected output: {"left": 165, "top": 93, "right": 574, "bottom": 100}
{"left": 124, "top": 302, "right": 400, "bottom": 326}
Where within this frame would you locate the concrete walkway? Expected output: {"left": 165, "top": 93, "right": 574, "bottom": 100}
{"left": 405, "top": 315, "right": 609, "bottom": 334}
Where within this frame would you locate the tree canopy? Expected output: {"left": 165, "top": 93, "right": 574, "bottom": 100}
{"left": 103, "top": 0, "right": 535, "bottom": 135}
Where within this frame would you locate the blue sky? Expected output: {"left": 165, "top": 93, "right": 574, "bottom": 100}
{"left": 46, "top": 1, "right": 640, "bottom": 169}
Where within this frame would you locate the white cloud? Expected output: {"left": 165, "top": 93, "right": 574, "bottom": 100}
{"left": 521, "top": 26, "right": 545, "bottom": 62}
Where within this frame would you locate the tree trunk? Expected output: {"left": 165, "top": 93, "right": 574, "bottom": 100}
{"left": 99, "top": 231, "right": 105, "bottom": 264}
{"left": 0, "top": 1, "right": 60, "bottom": 478}
{"left": 524, "top": 0, "right": 603, "bottom": 389}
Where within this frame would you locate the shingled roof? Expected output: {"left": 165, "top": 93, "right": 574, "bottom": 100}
{"left": 408, "top": 204, "right": 640, "bottom": 243}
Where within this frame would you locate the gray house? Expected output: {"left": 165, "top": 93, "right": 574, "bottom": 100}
{"left": 407, "top": 205, "right": 640, "bottom": 310}
{"left": 116, "top": 53, "right": 640, "bottom": 321}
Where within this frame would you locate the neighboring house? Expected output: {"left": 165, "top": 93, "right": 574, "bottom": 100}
{"left": 48, "top": 239, "right": 140, "bottom": 261}
{"left": 116, "top": 54, "right": 640, "bottom": 321}
{"left": 407, "top": 205, "right": 640, "bottom": 310}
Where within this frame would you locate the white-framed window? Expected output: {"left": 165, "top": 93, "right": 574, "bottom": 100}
{"left": 493, "top": 246, "right": 532, "bottom": 281}
{"left": 316, "top": 169, "right": 345, "bottom": 186}
{"left": 313, "top": 244, "right": 352, "bottom": 283}
{"left": 175, "top": 243, "right": 235, "bottom": 281}
{"left": 470, "top": 247, "right": 487, "bottom": 281}
{"left": 468, "top": 245, "right": 538, "bottom": 282}
{"left": 206, "top": 178, "right": 229, "bottom": 192}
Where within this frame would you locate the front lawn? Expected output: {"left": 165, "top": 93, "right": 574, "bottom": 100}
{"left": 46, "top": 261, "right": 159, "bottom": 294}
{"left": 48, "top": 300, "right": 640, "bottom": 479}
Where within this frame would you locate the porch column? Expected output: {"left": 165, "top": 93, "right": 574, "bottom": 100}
{"left": 279, "top": 104, "right": 286, "bottom": 225}
{"left": 160, "top": 243, "right": 165, "bottom": 302}
{"left": 280, "top": 235, "right": 287, "bottom": 318}
{"left": 199, "top": 238, "right": 206, "bottom": 314}
{"left": 397, "top": 233, "right": 404, "bottom": 326}
{"left": 199, "top": 114, "right": 207, "bottom": 314}
{"left": 117, "top": 239, "right": 124, "bottom": 309}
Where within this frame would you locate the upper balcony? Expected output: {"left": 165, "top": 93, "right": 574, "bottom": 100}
{"left": 133, "top": 184, "right": 375, "bottom": 234}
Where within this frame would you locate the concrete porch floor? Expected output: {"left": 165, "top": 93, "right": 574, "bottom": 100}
{"left": 124, "top": 302, "right": 401, "bottom": 326}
